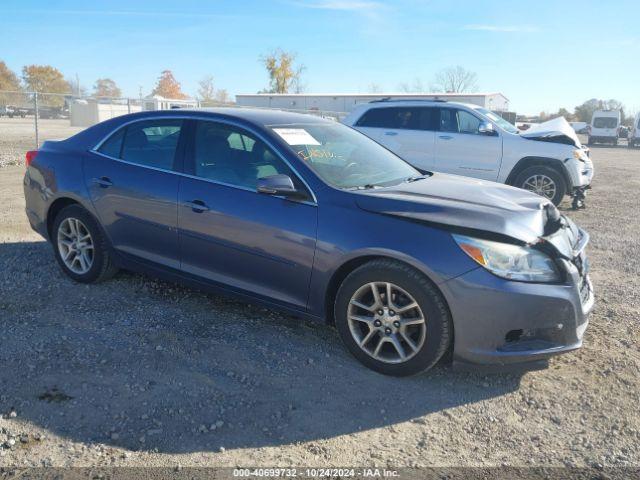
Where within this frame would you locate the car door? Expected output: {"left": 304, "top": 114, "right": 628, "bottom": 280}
{"left": 353, "top": 107, "right": 436, "bottom": 170}
{"left": 177, "top": 119, "right": 318, "bottom": 310}
{"left": 434, "top": 108, "right": 502, "bottom": 181}
{"left": 84, "top": 119, "right": 184, "bottom": 269}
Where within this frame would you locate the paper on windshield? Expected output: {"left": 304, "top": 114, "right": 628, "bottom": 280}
{"left": 273, "top": 128, "right": 320, "bottom": 146}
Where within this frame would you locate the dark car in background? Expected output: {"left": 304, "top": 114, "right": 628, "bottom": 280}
{"left": 23, "top": 109, "right": 594, "bottom": 376}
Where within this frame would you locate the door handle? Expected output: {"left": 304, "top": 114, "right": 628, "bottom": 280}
{"left": 384, "top": 131, "right": 398, "bottom": 136}
{"left": 185, "top": 200, "right": 209, "bottom": 213}
{"left": 438, "top": 135, "right": 453, "bottom": 140}
{"left": 92, "top": 176, "right": 113, "bottom": 188}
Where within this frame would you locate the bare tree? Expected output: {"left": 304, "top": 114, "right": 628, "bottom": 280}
{"left": 214, "top": 89, "right": 230, "bottom": 104}
{"left": 260, "top": 49, "right": 305, "bottom": 94}
{"left": 197, "top": 75, "right": 216, "bottom": 102}
{"left": 430, "top": 66, "right": 478, "bottom": 93}
{"left": 367, "top": 83, "right": 383, "bottom": 93}
{"left": 398, "top": 78, "right": 425, "bottom": 93}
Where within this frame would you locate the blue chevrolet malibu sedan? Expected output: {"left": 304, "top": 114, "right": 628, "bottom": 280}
{"left": 23, "top": 109, "right": 594, "bottom": 376}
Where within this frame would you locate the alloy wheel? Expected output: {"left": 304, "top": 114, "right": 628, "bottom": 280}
{"left": 523, "top": 174, "right": 557, "bottom": 200}
{"left": 57, "top": 218, "right": 94, "bottom": 274}
{"left": 347, "top": 282, "right": 426, "bottom": 364}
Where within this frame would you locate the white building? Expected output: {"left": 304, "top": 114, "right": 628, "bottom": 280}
{"left": 70, "top": 100, "right": 142, "bottom": 127}
{"left": 142, "top": 95, "right": 199, "bottom": 111}
{"left": 236, "top": 92, "right": 510, "bottom": 114}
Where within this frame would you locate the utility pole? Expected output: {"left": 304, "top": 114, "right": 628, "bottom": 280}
{"left": 75, "top": 73, "right": 80, "bottom": 96}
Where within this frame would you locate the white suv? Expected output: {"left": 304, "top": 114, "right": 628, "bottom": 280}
{"left": 342, "top": 100, "right": 594, "bottom": 207}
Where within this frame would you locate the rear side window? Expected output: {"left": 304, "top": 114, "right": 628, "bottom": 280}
{"left": 121, "top": 120, "right": 183, "bottom": 170}
{"left": 593, "top": 117, "right": 618, "bottom": 128}
{"left": 97, "top": 120, "right": 183, "bottom": 171}
{"left": 356, "top": 107, "right": 437, "bottom": 131}
{"left": 98, "top": 128, "right": 125, "bottom": 158}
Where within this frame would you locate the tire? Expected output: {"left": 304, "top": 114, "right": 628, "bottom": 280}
{"left": 52, "top": 204, "right": 118, "bottom": 283}
{"left": 587, "top": 137, "right": 593, "bottom": 146}
{"left": 334, "top": 259, "right": 452, "bottom": 376}
{"left": 613, "top": 138, "right": 618, "bottom": 146}
{"left": 514, "top": 165, "right": 567, "bottom": 206}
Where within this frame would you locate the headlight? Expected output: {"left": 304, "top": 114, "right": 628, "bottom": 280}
{"left": 573, "top": 149, "right": 587, "bottom": 162}
{"left": 453, "top": 234, "right": 560, "bottom": 283}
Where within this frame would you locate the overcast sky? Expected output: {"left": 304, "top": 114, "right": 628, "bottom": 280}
{"left": 2, "top": 0, "right": 639, "bottom": 115}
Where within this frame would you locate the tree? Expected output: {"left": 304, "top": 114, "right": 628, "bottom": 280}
{"left": 214, "top": 89, "right": 230, "bottom": 104}
{"left": 22, "top": 65, "right": 70, "bottom": 93}
{"left": 152, "top": 70, "right": 187, "bottom": 99}
{"left": 556, "top": 108, "right": 573, "bottom": 121}
{"left": 197, "top": 75, "right": 216, "bottom": 102}
{"left": 93, "top": 78, "right": 121, "bottom": 98}
{"left": 367, "top": 83, "right": 383, "bottom": 93}
{"left": 398, "top": 78, "right": 425, "bottom": 93}
{"left": 260, "top": 49, "right": 305, "bottom": 94}
{"left": 22, "top": 64, "right": 70, "bottom": 107}
{"left": 430, "top": 66, "right": 478, "bottom": 93}
{"left": 574, "top": 98, "right": 625, "bottom": 123}
{"left": 0, "top": 61, "right": 20, "bottom": 91}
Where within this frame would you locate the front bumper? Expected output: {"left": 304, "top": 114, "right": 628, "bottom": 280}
{"left": 440, "top": 254, "right": 593, "bottom": 367}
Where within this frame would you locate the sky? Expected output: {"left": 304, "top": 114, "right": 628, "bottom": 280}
{"left": 1, "top": 0, "right": 639, "bottom": 115}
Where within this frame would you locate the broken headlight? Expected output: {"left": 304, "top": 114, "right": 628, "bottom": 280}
{"left": 453, "top": 234, "right": 560, "bottom": 283}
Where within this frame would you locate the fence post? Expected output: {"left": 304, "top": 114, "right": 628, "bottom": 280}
{"left": 34, "top": 91, "right": 39, "bottom": 149}
{"left": 127, "top": 97, "right": 131, "bottom": 114}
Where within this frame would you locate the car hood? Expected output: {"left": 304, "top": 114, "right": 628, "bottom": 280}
{"left": 355, "top": 173, "right": 561, "bottom": 245}
{"left": 520, "top": 117, "right": 582, "bottom": 148}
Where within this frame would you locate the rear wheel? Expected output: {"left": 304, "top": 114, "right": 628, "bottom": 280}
{"left": 52, "top": 205, "right": 118, "bottom": 283}
{"left": 334, "top": 259, "right": 452, "bottom": 376}
{"left": 515, "top": 165, "right": 567, "bottom": 206}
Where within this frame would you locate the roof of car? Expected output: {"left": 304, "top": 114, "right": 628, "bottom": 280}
{"left": 171, "top": 107, "right": 332, "bottom": 126}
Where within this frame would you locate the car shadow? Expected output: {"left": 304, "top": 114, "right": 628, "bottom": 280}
{"left": 0, "top": 241, "right": 523, "bottom": 454}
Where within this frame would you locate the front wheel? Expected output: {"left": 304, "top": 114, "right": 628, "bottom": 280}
{"left": 52, "top": 205, "right": 118, "bottom": 283}
{"left": 515, "top": 165, "right": 567, "bottom": 206}
{"left": 334, "top": 259, "right": 452, "bottom": 376}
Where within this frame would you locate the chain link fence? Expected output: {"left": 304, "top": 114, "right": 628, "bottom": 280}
{"left": 0, "top": 90, "right": 347, "bottom": 167}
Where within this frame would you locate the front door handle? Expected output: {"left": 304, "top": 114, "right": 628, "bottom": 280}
{"left": 185, "top": 200, "right": 209, "bottom": 213}
{"left": 438, "top": 135, "right": 453, "bottom": 140}
{"left": 92, "top": 176, "right": 113, "bottom": 188}
{"left": 384, "top": 131, "right": 398, "bottom": 136}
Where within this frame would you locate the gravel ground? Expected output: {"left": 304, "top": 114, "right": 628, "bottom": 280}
{"left": 0, "top": 125, "right": 639, "bottom": 470}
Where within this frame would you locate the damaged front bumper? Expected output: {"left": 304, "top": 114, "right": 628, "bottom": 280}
{"left": 440, "top": 228, "right": 594, "bottom": 369}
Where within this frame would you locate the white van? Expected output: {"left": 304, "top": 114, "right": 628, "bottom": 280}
{"left": 343, "top": 100, "right": 594, "bottom": 207}
{"left": 588, "top": 110, "right": 621, "bottom": 145}
{"left": 629, "top": 113, "right": 640, "bottom": 148}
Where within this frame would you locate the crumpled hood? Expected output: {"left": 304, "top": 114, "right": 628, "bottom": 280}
{"left": 521, "top": 117, "right": 582, "bottom": 148}
{"left": 355, "top": 173, "right": 558, "bottom": 244}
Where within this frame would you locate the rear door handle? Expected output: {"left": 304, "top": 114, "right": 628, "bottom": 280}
{"left": 384, "top": 131, "right": 398, "bottom": 136}
{"left": 92, "top": 176, "right": 113, "bottom": 188}
{"left": 438, "top": 135, "right": 453, "bottom": 140}
{"left": 185, "top": 200, "right": 209, "bottom": 212}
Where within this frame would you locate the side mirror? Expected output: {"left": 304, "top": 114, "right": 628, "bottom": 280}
{"left": 257, "top": 174, "right": 304, "bottom": 198}
{"left": 478, "top": 122, "right": 497, "bottom": 136}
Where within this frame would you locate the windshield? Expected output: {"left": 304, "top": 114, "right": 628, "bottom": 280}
{"left": 270, "top": 123, "right": 420, "bottom": 189}
{"left": 593, "top": 117, "right": 618, "bottom": 128}
{"left": 474, "top": 108, "right": 519, "bottom": 134}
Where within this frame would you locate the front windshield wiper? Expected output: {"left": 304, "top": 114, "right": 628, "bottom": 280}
{"left": 343, "top": 184, "right": 381, "bottom": 191}
{"left": 405, "top": 175, "right": 428, "bottom": 183}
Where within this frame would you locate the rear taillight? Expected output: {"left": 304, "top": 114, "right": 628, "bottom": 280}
{"left": 25, "top": 150, "right": 38, "bottom": 167}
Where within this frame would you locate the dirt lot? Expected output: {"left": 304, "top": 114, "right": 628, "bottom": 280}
{"left": 0, "top": 123, "right": 639, "bottom": 470}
